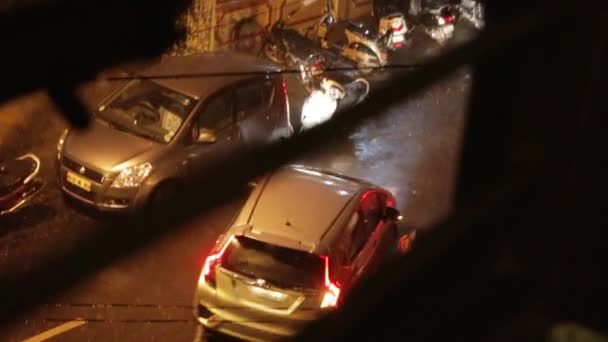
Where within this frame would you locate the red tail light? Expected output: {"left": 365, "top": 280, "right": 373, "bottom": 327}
{"left": 282, "top": 78, "right": 288, "bottom": 96}
{"left": 320, "top": 255, "right": 341, "bottom": 309}
{"left": 282, "top": 78, "right": 291, "bottom": 121}
{"left": 385, "top": 194, "right": 396, "bottom": 208}
{"left": 202, "top": 235, "right": 235, "bottom": 287}
{"left": 443, "top": 15, "right": 455, "bottom": 24}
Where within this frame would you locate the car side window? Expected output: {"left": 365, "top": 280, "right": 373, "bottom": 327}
{"left": 197, "top": 89, "right": 234, "bottom": 133}
{"left": 235, "top": 79, "right": 273, "bottom": 121}
{"left": 348, "top": 210, "right": 367, "bottom": 262}
{"left": 376, "top": 192, "right": 388, "bottom": 218}
{"left": 337, "top": 211, "right": 358, "bottom": 265}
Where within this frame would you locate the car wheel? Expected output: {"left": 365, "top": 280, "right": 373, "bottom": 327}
{"left": 147, "top": 181, "right": 179, "bottom": 210}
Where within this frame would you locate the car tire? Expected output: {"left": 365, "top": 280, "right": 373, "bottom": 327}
{"left": 147, "top": 181, "right": 179, "bottom": 210}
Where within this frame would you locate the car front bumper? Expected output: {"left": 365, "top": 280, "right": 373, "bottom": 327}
{"left": 57, "top": 159, "right": 150, "bottom": 213}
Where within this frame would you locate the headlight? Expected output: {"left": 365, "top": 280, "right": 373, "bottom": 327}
{"left": 301, "top": 90, "right": 338, "bottom": 131}
{"left": 57, "top": 129, "right": 69, "bottom": 160}
{"left": 111, "top": 163, "right": 152, "bottom": 188}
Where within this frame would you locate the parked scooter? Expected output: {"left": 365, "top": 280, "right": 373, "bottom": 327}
{"left": 300, "top": 77, "right": 370, "bottom": 131}
{"left": 314, "top": 0, "right": 392, "bottom": 73}
{"left": 418, "top": 4, "right": 458, "bottom": 45}
{"left": 297, "top": 53, "right": 359, "bottom": 90}
{"left": 298, "top": 55, "right": 370, "bottom": 131}
{"left": 378, "top": 12, "right": 409, "bottom": 50}
{"left": 374, "top": 1, "right": 410, "bottom": 50}
{"left": 457, "top": 0, "right": 484, "bottom": 29}
{"left": 0, "top": 154, "right": 44, "bottom": 216}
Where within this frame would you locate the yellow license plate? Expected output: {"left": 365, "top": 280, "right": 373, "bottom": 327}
{"left": 66, "top": 171, "right": 92, "bottom": 192}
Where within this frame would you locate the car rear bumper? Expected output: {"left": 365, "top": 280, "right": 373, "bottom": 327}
{"left": 196, "top": 312, "right": 286, "bottom": 342}
{"left": 194, "top": 300, "right": 304, "bottom": 341}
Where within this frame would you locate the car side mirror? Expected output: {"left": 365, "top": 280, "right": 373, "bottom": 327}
{"left": 197, "top": 128, "right": 217, "bottom": 144}
{"left": 384, "top": 207, "right": 402, "bottom": 222}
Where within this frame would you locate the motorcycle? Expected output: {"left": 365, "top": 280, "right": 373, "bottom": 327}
{"left": 314, "top": 0, "right": 392, "bottom": 74}
{"left": 298, "top": 55, "right": 370, "bottom": 131}
{"left": 0, "top": 154, "right": 44, "bottom": 216}
{"left": 374, "top": 1, "right": 410, "bottom": 50}
{"left": 261, "top": 8, "right": 317, "bottom": 67}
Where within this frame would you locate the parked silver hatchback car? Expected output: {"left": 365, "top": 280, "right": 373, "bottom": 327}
{"left": 194, "top": 165, "right": 414, "bottom": 341}
{"left": 56, "top": 52, "right": 298, "bottom": 212}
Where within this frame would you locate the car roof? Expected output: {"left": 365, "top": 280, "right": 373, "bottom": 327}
{"left": 246, "top": 165, "right": 371, "bottom": 253}
{"left": 139, "top": 52, "right": 283, "bottom": 99}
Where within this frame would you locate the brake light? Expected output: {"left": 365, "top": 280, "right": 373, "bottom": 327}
{"left": 320, "top": 255, "right": 341, "bottom": 309}
{"left": 282, "top": 78, "right": 288, "bottom": 96}
{"left": 386, "top": 195, "right": 396, "bottom": 208}
{"left": 443, "top": 15, "right": 455, "bottom": 24}
{"left": 202, "top": 235, "right": 235, "bottom": 287}
{"left": 282, "top": 78, "right": 291, "bottom": 125}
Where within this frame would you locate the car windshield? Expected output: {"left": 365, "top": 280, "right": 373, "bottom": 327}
{"left": 97, "top": 80, "right": 196, "bottom": 144}
{"left": 222, "top": 236, "right": 325, "bottom": 290}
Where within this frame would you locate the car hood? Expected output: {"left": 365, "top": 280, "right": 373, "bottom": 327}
{"left": 63, "top": 119, "right": 161, "bottom": 172}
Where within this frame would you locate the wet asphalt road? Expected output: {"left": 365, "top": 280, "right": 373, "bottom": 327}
{"left": 0, "top": 23, "right": 474, "bottom": 342}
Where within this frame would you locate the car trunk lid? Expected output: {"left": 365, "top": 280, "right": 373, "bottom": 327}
{"left": 215, "top": 235, "right": 325, "bottom": 314}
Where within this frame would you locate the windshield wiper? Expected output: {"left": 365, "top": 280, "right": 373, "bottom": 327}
{"left": 108, "top": 120, "right": 163, "bottom": 143}
{"left": 131, "top": 129, "right": 162, "bottom": 143}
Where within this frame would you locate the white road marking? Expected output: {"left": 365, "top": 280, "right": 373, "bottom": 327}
{"left": 22, "top": 319, "right": 86, "bottom": 342}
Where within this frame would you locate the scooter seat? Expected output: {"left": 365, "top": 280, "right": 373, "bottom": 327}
{"left": 0, "top": 159, "right": 34, "bottom": 196}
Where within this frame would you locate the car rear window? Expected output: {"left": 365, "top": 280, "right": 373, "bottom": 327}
{"left": 221, "top": 235, "right": 324, "bottom": 290}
